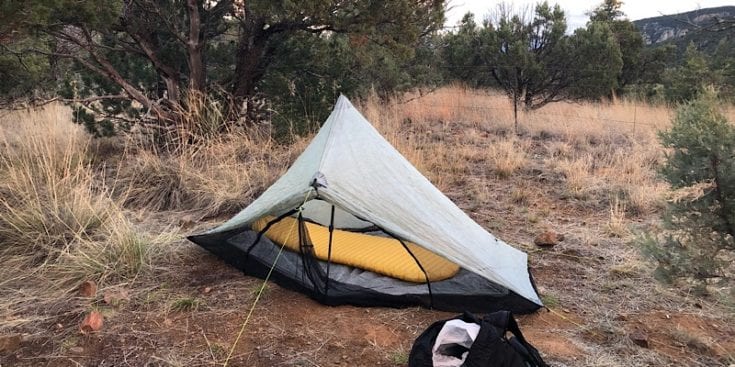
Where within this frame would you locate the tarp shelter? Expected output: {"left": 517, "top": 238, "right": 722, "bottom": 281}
{"left": 188, "top": 96, "right": 543, "bottom": 313}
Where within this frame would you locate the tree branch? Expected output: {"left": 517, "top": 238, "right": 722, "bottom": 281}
{"left": 128, "top": 31, "right": 182, "bottom": 102}
{"left": 71, "top": 25, "right": 172, "bottom": 122}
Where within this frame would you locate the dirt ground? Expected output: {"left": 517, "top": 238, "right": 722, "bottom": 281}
{"left": 2, "top": 232, "right": 733, "bottom": 367}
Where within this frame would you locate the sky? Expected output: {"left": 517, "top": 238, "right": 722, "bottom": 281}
{"left": 446, "top": 0, "right": 735, "bottom": 30}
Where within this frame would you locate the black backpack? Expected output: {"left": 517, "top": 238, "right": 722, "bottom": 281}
{"left": 408, "top": 311, "right": 549, "bottom": 367}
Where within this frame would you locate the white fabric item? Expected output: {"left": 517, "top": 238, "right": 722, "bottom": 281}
{"left": 206, "top": 95, "right": 542, "bottom": 306}
{"left": 432, "top": 319, "right": 481, "bottom": 367}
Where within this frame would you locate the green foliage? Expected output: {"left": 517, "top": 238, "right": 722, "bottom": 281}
{"left": 643, "top": 92, "right": 735, "bottom": 290}
{"left": 1, "top": 0, "right": 445, "bottom": 139}
{"left": 441, "top": 2, "right": 622, "bottom": 130}
{"left": 588, "top": 0, "right": 625, "bottom": 22}
{"left": 442, "top": 13, "right": 487, "bottom": 87}
{"left": 260, "top": 30, "right": 443, "bottom": 138}
{"left": 0, "top": 39, "right": 50, "bottom": 99}
{"left": 487, "top": 1, "right": 572, "bottom": 112}
{"left": 663, "top": 43, "right": 725, "bottom": 103}
{"left": 567, "top": 22, "right": 623, "bottom": 98}
{"left": 588, "top": 0, "right": 654, "bottom": 90}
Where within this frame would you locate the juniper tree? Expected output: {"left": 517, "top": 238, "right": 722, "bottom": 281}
{"left": 441, "top": 2, "right": 622, "bottom": 132}
{"left": 2, "top": 0, "right": 445, "bottom": 136}
{"left": 643, "top": 91, "right": 735, "bottom": 292}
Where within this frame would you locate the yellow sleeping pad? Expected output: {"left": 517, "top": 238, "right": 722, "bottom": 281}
{"left": 252, "top": 216, "right": 460, "bottom": 283}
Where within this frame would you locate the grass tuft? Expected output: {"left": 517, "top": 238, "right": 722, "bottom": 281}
{"left": 170, "top": 297, "right": 204, "bottom": 312}
{"left": 0, "top": 104, "right": 161, "bottom": 334}
{"left": 0, "top": 105, "right": 148, "bottom": 285}
{"left": 388, "top": 347, "right": 409, "bottom": 365}
{"left": 486, "top": 136, "right": 530, "bottom": 178}
{"left": 116, "top": 132, "right": 293, "bottom": 218}
{"left": 605, "top": 196, "right": 630, "bottom": 238}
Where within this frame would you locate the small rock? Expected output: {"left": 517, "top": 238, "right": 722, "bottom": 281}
{"left": 629, "top": 330, "right": 649, "bottom": 348}
{"left": 103, "top": 289, "right": 130, "bottom": 305}
{"left": 179, "top": 214, "right": 197, "bottom": 229}
{"left": 69, "top": 346, "right": 84, "bottom": 354}
{"left": 534, "top": 230, "right": 563, "bottom": 248}
{"left": 0, "top": 334, "right": 22, "bottom": 353}
{"left": 80, "top": 311, "right": 104, "bottom": 333}
{"left": 203, "top": 287, "right": 212, "bottom": 294}
{"left": 78, "top": 280, "right": 97, "bottom": 298}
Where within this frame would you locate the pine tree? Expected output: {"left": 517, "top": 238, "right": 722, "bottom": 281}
{"left": 643, "top": 91, "right": 735, "bottom": 293}
{"left": 664, "top": 43, "right": 723, "bottom": 102}
{"left": 441, "top": 2, "right": 622, "bottom": 132}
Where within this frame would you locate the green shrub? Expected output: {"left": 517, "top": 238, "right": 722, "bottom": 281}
{"left": 642, "top": 91, "right": 735, "bottom": 292}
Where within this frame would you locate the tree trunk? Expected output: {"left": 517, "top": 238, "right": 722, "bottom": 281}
{"left": 231, "top": 19, "right": 274, "bottom": 123}
{"left": 186, "top": 0, "right": 205, "bottom": 93}
{"left": 512, "top": 90, "right": 519, "bottom": 134}
{"left": 711, "top": 155, "right": 735, "bottom": 238}
{"left": 128, "top": 32, "right": 181, "bottom": 104}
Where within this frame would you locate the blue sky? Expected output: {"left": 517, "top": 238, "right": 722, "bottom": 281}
{"left": 446, "top": 0, "right": 735, "bottom": 30}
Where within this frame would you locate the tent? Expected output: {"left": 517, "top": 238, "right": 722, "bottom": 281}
{"left": 188, "top": 96, "right": 543, "bottom": 314}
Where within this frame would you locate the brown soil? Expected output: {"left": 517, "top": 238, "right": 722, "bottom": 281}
{"left": 4, "top": 247, "right": 732, "bottom": 367}
{"left": 626, "top": 311, "right": 735, "bottom": 363}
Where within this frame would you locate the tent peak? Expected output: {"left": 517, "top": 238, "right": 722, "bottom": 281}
{"left": 311, "top": 171, "right": 328, "bottom": 189}
{"left": 334, "top": 94, "right": 355, "bottom": 111}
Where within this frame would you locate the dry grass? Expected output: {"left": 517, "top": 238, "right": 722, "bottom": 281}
{"left": 0, "top": 106, "right": 100, "bottom": 265}
{"left": 117, "top": 129, "right": 298, "bottom": 218}
{"left": 486, "top": 135, "right": 531, "bottom": 178}
{"left": 363, "top": 87, "right": 672, "bottom": 214}
{"left": 0, "top": 104, "right": 163, "bottom": 334}
{"left": 605, "top": 196, "right": 630, "bottom": 238}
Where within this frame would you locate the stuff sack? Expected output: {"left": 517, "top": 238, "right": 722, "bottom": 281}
{"left": 408, "top": 311, "right": 548, "bottom": 367}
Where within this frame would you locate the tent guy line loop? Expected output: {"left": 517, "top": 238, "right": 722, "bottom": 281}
{"left": 222, "top": 189, "right": 313, "bottom": 367}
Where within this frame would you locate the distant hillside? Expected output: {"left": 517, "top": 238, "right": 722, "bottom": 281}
{"left": 633, "top": 6, "right": 735, "bottom": 66}
{"left": 634, "top": 6, "right": 735, "bottom": 46}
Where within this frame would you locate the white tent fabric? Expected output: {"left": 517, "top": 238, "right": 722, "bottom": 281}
{"left": 207, "top": 96, "right": 542, "bottom": 306}
{"left": 299, "top": 200, "right": 374, "bottom": 229}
